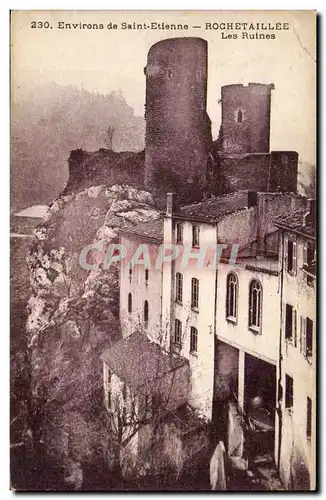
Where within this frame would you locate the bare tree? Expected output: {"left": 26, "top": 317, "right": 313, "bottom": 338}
{"left": 103, "top": 316, "right": 191, "bottom": 479}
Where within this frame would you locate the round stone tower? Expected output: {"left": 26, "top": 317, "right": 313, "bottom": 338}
{"left": 220, "top": 83, "right": 274, "bottom": 155}
{"left": 144, "top": 37, "right": 212, "bottom": 204}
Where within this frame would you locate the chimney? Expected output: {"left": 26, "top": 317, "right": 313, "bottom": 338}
{"left": 303, "top": 198, "right": 316, "bottom": 227}
{"left": 166, "top": 193, "right": 178, "bottom": 217}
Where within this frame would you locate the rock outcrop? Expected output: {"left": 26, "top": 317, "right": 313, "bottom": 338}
{"left": 25, "top": 183, "right": 160, "bottom": 482}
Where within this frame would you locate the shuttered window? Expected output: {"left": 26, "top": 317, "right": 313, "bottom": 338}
{"left": 190, "top": 327, "right": 198, "bottom": 353}
{"left": 285, "top": 236, "right": 297, "bottom": 274}
{"left": 191, "top": 278, "right": 199, "bottom": 310}
{"left": 300, "top": 315, "right": 313, "bottom": 359}
{"left": 176, "top": 273, "right": 183, "bottom": 303}
{"left": 307, "top": 397, "right": 312, "bottom": 441}
{"left": 285, "top": 374, "right": 294, "bottom": 409}
{"left": 285, "top": 303, "right": 297, "bottom": 345}
{"left": 173, "top": 319, "right": 182, "bottom": 346}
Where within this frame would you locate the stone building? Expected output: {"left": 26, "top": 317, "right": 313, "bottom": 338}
{"left": 101, "top": 331, "right": 190, "bottom": 475}
{"left": 96, "top": 37, "right": 315, "bottom": 487}
{"left": 214, "top": 83, "right": 298, "bottom": 195}
{"left": 220, "top": 83, "right": 274, "bottom": 155}
{"left": 273, "top": 201, "right": 316, "bottom": 490}
{"left": 11, "top": 204, "right": 48, "bottom": 237}
{"left": 63, "top": 40, "right": 300, "bottom": 208}
{"left": 119, "top": 218, "right": 164, "bottom": 340}
{"left": 102, "top": 189, "right": 316, "bottom": 486}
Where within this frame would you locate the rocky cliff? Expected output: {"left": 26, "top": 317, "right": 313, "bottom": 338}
{"left": 14, "top": 183, "right": 159, "bottom": 488}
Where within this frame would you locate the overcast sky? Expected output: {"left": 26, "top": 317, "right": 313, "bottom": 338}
{"left": 11, "top": 10, "right": 316, "bottom": 164}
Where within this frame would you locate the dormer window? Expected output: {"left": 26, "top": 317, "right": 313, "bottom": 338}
{"left": 167, "top": 69, "right": 172, "bottom": 78}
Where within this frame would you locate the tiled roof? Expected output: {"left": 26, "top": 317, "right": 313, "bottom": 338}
{"left": 120, "top": 217, "right": 163, "bottom": 242}
{"left": 101, "top": 331, "right": 188, "bottom": 392}
{"left": 177, "top": 192, "right": 253, "bottom": 223}
{"left": 273, "top": 210, "right": 316, "bottom": 239}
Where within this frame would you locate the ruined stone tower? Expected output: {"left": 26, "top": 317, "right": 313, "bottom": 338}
{"left": 215, "top": 82, "right": 298, "bottom": 194}
{"left": 220, "top": 83, "right": 274, "bottom": 154}
{"left": 144, "top": 37, "right": 212, "bottom": 204}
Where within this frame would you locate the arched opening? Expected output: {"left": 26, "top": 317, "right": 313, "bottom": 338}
{"left": 236, "top": 109, "right": 243, "bottom": 123}
{"left": 249, "top": 279, "right": 263, "bottom": 331}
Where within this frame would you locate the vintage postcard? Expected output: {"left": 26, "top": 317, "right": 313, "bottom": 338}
{"left": 10, "top": 10, "right": 316, "bottom": 491}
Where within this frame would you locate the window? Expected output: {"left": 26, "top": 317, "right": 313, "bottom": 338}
{"left": 144, "top": 300, "right": 149, "bottom": 327}
{"left": 167, "top": 69, "right": 172, "bottom": 78}
{"left": 300, "top": 316, "right": 313, "bottom": 358}
{"left": 129, "top": 267, "right": 132, "bottom": 283}
{"left": 303, "top": 241, "right": 315, "bottom": 266}
{"left": 176, "top": 272, "right": 183, "bottom": 303}
{"left": 306, "top": 318, "right": 313, "bottom": 357}
{"left": 192, "top": 225, "right": 200, "bottom": 247}
{"left": 285, "top": 304, "right": 297, "bottom": 345}
{"left": 176, "top": 223, "right": 183, "bottom": 244}
{"left": 285, "top": 374, "right": 294, "bottom": 409}
{"left": 226, "top": 273, "right": 238, "bottom": 321}
{"left": 128, "top": 293, "right": 132, "bottom": 314}
{"left": 145, "top": 269, "right": 149, "bottom": 285}
{"left": 303, "top": 241, "right": 315, "bottom": 285}
{"left": 236, "top": 109, "right": 243, "bottom": 123}
{"left": 286, "top": 238, "right": 297, "bottom": 274}
{"left": 190, "top": 327, "right": 198, "bottom": 353}
{"left": 307, "top": 397, "right": 312, "bottom": 441}
{"left": 173, "top": 319, "right": 182, "bottom": 346}
{"left": 191, "top": 278, "right": 199, "bottom": 310}
{"left": 249, "top": 280, "right": 262, "bottom": 332}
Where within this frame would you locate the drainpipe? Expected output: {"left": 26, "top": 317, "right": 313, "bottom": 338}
{"left": 213, "top": 227, "right": 219, "bottom": 342}
{"left": 163, "top": 193, "right": 176, "bottom": 350}
{"left": 277, "top": 229, "right": 284, "bottom": 473}
{"left": 212, "top": 226, "right": 219, "bottom": 440}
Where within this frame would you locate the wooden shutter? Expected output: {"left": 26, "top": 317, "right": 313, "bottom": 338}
{"left": 293, "top": 241, "right": 297, "bottom": 274}
{"left": 293, "top": 309, "right": 297, "bottom": 347}
{"left": 284, "top": 236, "right": 288, "bottom": 271}
{"left": 300, "top": 315, "right": 303, "bottom": 352}
{"left": 300, "top": 316, "right": 306, "bottom": 354}
{"left": 283, "top": 302, "right": 286, "bottom": 339}
{"left": 303, "top": 244, "right": 308, "bottom": 266}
